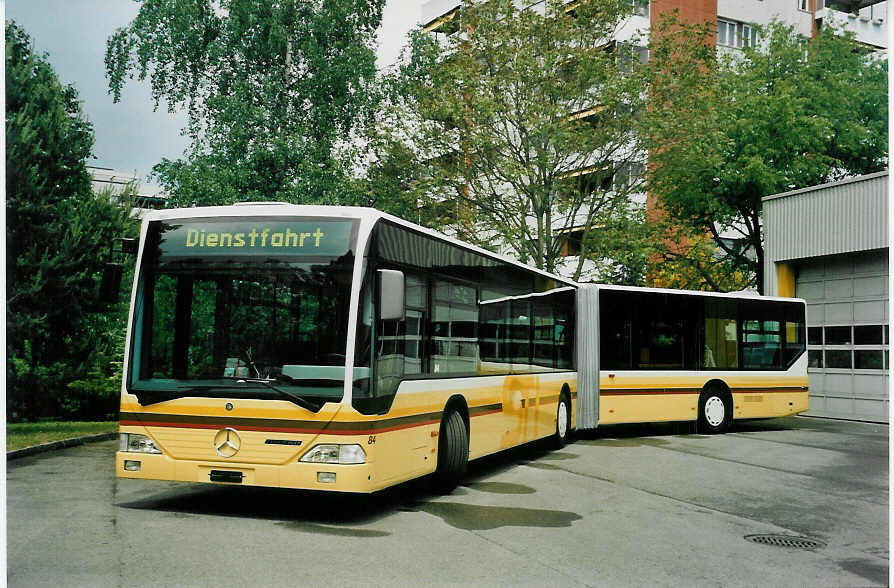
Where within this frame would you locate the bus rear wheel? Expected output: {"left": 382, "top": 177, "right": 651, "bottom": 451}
{"left": 698, "top": 387, "right": 732, "bottom": 434}
{"left": 552, "top": 393, "right": 571, "bottom": 449}
{"left": 433, "top": 410, "right": 468, "bottom": 493}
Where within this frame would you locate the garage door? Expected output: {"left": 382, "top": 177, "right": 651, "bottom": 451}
{"left": 795, "top": 249, "right": 889, "bottom": 422}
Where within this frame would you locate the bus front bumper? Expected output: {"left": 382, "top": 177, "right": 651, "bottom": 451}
{"left": 116, "top": 451, "right": 378, "bottom": 493}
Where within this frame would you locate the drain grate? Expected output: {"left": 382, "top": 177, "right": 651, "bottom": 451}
{"left": 744, "top": 534, "right": 826, "bottom": 550}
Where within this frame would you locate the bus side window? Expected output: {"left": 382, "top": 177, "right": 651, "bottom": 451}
{"left": 508, "top": 298, "right": 531, "bottom": 367}
{"left": 739, "top": 301, "right": 783, "bottom": 370}
{"left": 632, "top": 293, "right": 686, "bottom": 370}
{"left": 783, "top": 303, "right": 806, "bottom": 367}
{"left": 375, "top": 273, "right": 427, "bottom": 398}
{"left": 553, "top": 290, "right": 575, "bottom": 370}
{"left": 599, "top": 290, "right": 632, "bottom": 370}
{"left": 703, "top": 299, "right": 738, "bottom": 369}
{"left": 533, "top": 301, "right": 555, "bottom": 368}
{"left": 479, "top": 297, "right": 509, "bottom": 370}
{"left": 432, "top": 279, "right": 478, "bottom": 375}
{"left": 404, "top": 275, "right": 427, "bottom": 375}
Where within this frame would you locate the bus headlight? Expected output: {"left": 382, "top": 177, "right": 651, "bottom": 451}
{"left": 119, "top": 433, "right": 162, "bottom": 454}
{"left": 299, "top": 444, "right": 366, "bottom": 464}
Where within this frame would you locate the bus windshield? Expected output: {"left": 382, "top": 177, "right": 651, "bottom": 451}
{"left": 128, "top": 217, "right": 357, "bottom": 407}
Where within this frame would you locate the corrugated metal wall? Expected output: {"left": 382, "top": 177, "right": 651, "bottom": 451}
{"left": 763, "top": 171, "right": 888, "bottom": 296}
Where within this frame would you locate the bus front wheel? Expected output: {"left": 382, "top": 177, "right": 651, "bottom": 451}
{"left": 698, "top": 387, "right": 732, "bottom": 434}
{"left": 434, "top": 410, "right": 468, "bottom": 493}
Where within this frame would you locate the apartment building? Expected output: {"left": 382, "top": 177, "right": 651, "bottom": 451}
{"left": 420, "top": 0, "right": 886, "bottom": 281}
{"left": 88, "top": 166, "right": 168, "bottom": 212}
{"left": 423, "top": 1, "right": 887, "bottom": 48}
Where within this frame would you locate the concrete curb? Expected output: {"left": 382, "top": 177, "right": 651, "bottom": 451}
{"left": 7, "top": 432, "right": 118, "bottom": 461}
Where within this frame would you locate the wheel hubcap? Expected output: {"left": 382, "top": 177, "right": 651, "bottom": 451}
{"left": 704, "top": 396, "right": 725, "bottom": 427}
{"left": 557, "top": 401, "right": 568, "bottom": 437}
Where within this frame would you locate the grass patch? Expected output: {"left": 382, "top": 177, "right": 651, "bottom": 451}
{"left": 7, "top": 421, "right": 117, "bottom": 451}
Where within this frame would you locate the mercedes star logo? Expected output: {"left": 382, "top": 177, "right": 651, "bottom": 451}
{"left": 213, "top": 428, "right": 241, "bottom": 458}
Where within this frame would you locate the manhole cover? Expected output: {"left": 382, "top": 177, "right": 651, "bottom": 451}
{"left": 744, "top": 534, "right": 826, "bottom": 550}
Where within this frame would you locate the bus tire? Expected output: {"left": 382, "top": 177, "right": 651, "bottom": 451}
{"left": 552, "top": 392, "right": 571, "bottom": 449}
{"left": 698, "top": 387, "right": 732, "bottom": 434}
{"left": 434, "top": 410, "right": 468, "bottom": 493}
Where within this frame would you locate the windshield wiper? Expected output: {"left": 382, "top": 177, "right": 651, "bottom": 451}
{"left": 236, "top": 378, "right": 323, "bottom": 412}
{"left": 134, "top": 381, "right": 325, "bottom": 410}
{"left": 276, "top": 373, "right": 342, "bottom": 387}
{"left": 136, "top": 385, "right": 257, "bottom": 406}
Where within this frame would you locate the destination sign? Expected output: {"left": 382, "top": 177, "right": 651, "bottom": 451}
{"left": 157, "top": 219, "right": 354, "bottom": 258}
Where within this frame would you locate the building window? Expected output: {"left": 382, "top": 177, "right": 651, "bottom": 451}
{"left": 808, "top": 349, "right": 823, "bottom": 368}
{"left": 823, "top": 1, "right": 853, "bottom": 12}
{"left": 808, "top": 326, "right": 823, "bottom": 345}
{"left": 807, "top": 324, "right": 889, "bottom": 373}
{"left": 565, "top": 166, "right": 613, "bottom": 196}
{"left": 825, "top": 349, "right": 852, "bottom": 369}
{"left": 613, "top": 161, "right": 646, "bottom": 192}
{"left": 825, "top": 325, "right": 851, "bottom": 345}
{"left": 614, "top": 42, "right": 649, "bottom": 72}
{"left": 742, "top": 24, "right": 754, "bottom": 48}
{"left": 855, "top": 350, "right": 884, "bottom": 370}
{"left": 854, "top": 325, "right": 883, "bottom": 345}
{"left": 798, "top": 0, "right": 809, "bottom": 11}
{"left": 718, "top": 19, "right": 759, "bottom": 49}
{"left": 718, "top": 19, "right": 732, "bottom": 46}
{"left": 560, "top": 229, "right": 585, "bottom": 257}
{"left": 632, "top": 0, "right": 649, "bottom": 17}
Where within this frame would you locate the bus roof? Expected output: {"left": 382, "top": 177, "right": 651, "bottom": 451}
{"left": 587, "top": 283, "right": 806, "bottom": 305}
{"left": 143, "top": 205, "right": 803, "bottom": 303}
{"left": 141, "top": 204, "right": 578, "bottom": 287}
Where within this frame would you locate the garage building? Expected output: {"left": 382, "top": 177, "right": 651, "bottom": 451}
{"left": 763, "top": 171, "right": 889, "bottom": 423}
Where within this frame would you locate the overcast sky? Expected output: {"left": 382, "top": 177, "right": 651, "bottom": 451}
{"left": 6, "top": 0, "right": 421, "bottom": 183}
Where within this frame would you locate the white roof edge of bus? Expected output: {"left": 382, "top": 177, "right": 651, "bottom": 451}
{"left": 589, "top": 283, "right": 807, "bottom": 305}
{"left": 143, "top": 205, "right": 801, "bottom": 303}
{"left": 480, "top": 286, "right": 576, "bottom": 305}
{"left": 143, "top": 204, "right": 578, "bottom": 287}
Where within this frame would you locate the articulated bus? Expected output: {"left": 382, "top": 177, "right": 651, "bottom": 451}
{"left": 116, "top": 204, "right": 807, "bottom": 492}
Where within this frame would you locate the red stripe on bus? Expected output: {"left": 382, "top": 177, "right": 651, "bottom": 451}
{"left": 120, "top": 404, "right": 503, "bottom": 436}
{"left": 600, "top": 387, "right": 807, "bottom": 396}
{"left": 600, "top": 389, "right": 699, "bottom": 396}
{"left": 121, "top": 419, "right": 442, "bottom": 435}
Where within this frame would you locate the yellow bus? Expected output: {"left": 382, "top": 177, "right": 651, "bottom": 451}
{"left": 115, "top": 204, "right": 807, "bottom": 493}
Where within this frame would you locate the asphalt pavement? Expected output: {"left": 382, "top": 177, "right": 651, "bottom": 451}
{"left": 6, "top": 416, "right": 889, "bottom": 587}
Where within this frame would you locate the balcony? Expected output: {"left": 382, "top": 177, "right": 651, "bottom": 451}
{"left": 422, "top": 0, "right": 461, "bottom": 32}
{"left": 815, "top": 1, "right": 888, "bottom": 49}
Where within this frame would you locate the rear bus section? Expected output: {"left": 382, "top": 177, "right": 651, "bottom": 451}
{"left": 593, "top": 286, "right": 808, "bottom": 431}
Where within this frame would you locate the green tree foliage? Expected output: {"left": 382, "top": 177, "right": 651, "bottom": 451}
{"left": 373, "top": 0, "right": 651, "bottom": 280}
{"left": 6, "top": 21, "right": 138, "bottom": 420}
{"left": 647, "top": 17, "right": 888, "bottom": 293}
{"left": 105, "top": 0, "right": 385, "bottom": 206}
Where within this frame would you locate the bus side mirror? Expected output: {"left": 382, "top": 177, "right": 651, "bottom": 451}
{"left": 98, "top": 237, "right": 139, "bottom": 304}
{"left": 378, "top": 269, "right": 405, "bottom": 321}
{"left": 99, "top": 263, "right": 124, "bottom": 304}
{"left": 118, "top": 237, "right": 139, "bottom": 255}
